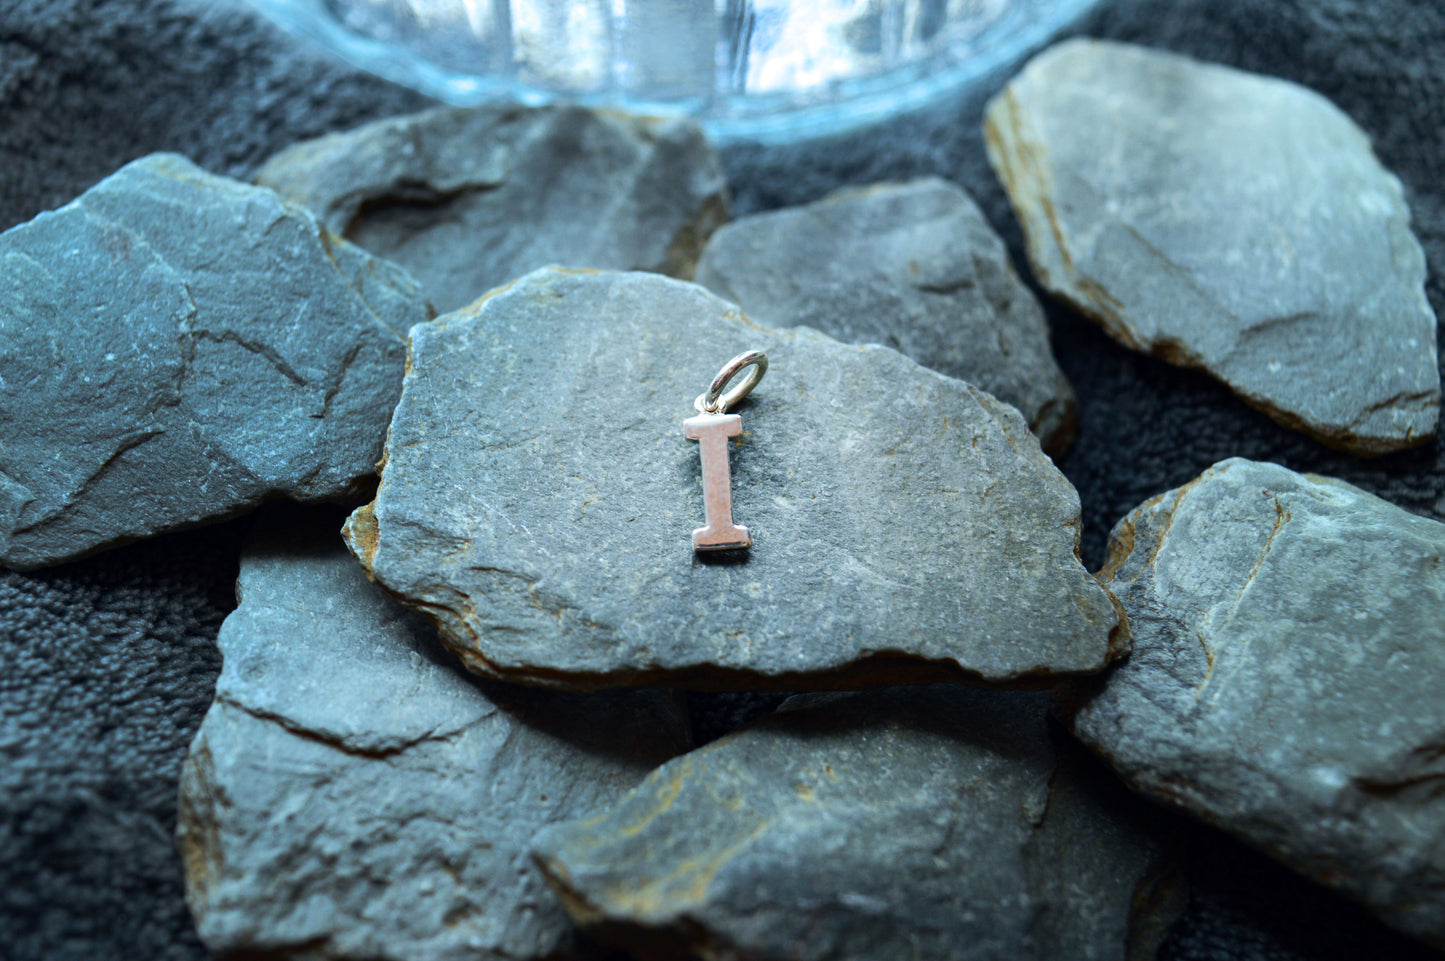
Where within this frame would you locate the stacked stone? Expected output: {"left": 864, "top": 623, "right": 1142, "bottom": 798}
{"left": 3, "top": 34, "right": 1442, "bottom": 957}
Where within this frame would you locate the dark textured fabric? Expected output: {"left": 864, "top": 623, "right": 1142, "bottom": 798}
{"left": 0, "top": 0, "right": 429, "bottom": 232}
{"left": 0, "top": 521, "right": 244, "bottom": 961}
{"left": 1, "top": 1, "right": 1442, "bottom": 960}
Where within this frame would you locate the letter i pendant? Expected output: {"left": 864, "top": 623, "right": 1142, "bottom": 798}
{"left": 684, "top": 350, "right": 768, "bottom": 552}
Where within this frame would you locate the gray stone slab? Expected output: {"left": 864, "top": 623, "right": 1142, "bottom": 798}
{"left": 178, "top": 512, "right": 690, "bottom": 961}
{"left": 256, "top": 104, "right": 729, "bottom": 314}
{"left": 343, "top": 267, "right": 1122, "bottom": 690}
{"left": 695, "top": 178, "right": 1077, "bottom": 454}
{"left": 0, "top": 154, "right": 431, "bottom": 571}
{"left": 1071, "top": 457, "right": 1445, "bottom": 948}
{"left": 985, "top": 39, "right": 1440, "bottom": 455}
{"left": 534, "top": 685, "right": 1181, "bottom": 961}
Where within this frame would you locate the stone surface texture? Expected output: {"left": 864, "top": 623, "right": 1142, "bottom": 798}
{"left": 695, "top": 178, "right": 1077, "bottom": 454}
{"left": 535, "top": 685, "right": 1179, "bottom": 961}
{"left": 0, "top": 153, "right": 430, "bottom": 570}
{"left": 257, "top": 104, "right": 729, "bottom": 314}
{"left": 345, "top": 267, "right": 1121, "bottom": 691}
{"left": 985, "top": 39, "right": 1440, "bottom": 455}
{"left": 179, "top": 515, "right": 690, "bottom": 961}
{"left": 1072, "top": 458, "right": 1445, "bottom": 948}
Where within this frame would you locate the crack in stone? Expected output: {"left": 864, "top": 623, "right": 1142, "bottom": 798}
{"left": 219, "top": 692, "right": 477, "bottom": 760}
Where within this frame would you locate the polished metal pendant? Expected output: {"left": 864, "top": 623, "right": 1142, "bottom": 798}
{"left": 684, "top": 350, "right": 767, "bottom": 552}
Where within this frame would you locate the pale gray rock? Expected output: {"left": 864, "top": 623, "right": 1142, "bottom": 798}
{"left": 1071, "top": 458, "right": 1445, "bottom": 948}
{"left": 695, "top": 178, "right": 1077, "bottom": 454}
{"left": 0, "top": 153, "right": 430, "bottom": 571}
{"left": 257, "top": 104, "right": 729, "bottom": 313}
{"left": 534, "top": 685, "right": 1181, "bottom": 961}
{"left": 985, "top": 39, "right": 1439, "bottom": 455}
{"left": 178, "top": 512, "right": 690, "bottom": 961}
{"left": 344, "top": 267, "right": 1122, "bottom": 691}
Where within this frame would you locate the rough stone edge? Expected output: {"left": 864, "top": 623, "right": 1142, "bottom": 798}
{"left": 981, "top": 43, "right": 1439, "bottom": 457}
{"left": 0, "top": 155, "right": 427, "bottom": 571}
{"left": 1059, "top": 458, "right": 1445, "bottom": 951}
{"left": 530, "top": 695, "right": 1186, "bottom": 961}
{"left": 697, "top": 176, "right": 1080, "bottom": 456}
{"left": 349, "top": 497, "right": 1122, "bottom": 693}
{"left": 256, "top": 105, "right": 731, "bottom": 284}
{"left": 341, "top": 271, "right": 1128, "bottom": 692}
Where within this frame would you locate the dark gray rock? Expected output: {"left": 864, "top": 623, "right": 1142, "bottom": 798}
{"left": 179, "top": 514, "right": 690, "bottom": 961}
{"left": 985, "top": 39, "right": 1439, "bottom": 455}
{"left": 534, "top": 685, "right": 1181, "bottom": 961}
{"left": 344, "top": 267, "right": 1122, "bottom": 691}
{"left": 0, "top": 153, "right": 431, "bottom": 571}
{"left": 695, "top": 178, "right": 1077, "bottom": 454}
{"left": 9, "top": 2, "right": 1445, "bottom": 960}
{"left": 256, "top": 104, "right": 729, "bottom": 313}
{"left": 1071, "top": 458, "right": 1445, "bottom": 949}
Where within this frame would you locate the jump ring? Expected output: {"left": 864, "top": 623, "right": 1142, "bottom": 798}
{"left": 695, "top": 350, "right": 768, "bottom": 414}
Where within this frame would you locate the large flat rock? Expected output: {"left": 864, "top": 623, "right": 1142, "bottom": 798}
{"left": 534, "top": 685, "right": 1180, "bottom": 961}
{"left": 344, "top": 268, "right": 1122, "bottom": 690}
{"left": 1071, "top": 458, "right": 1445, "bottom": 948}
{"left": 257, "top": 104, "right": 729, "bottom": 313}
{"left": 0, "top": 153, "right": 431, "bottom": 570}
{"left": 695, "top": 178, "right": 1077, "bottom": 454}
{"left": 179, "top": 513, "right": 690, "bottom": 961}
{"left": 985, "top": 39, "right": 1439, "bottom": 455}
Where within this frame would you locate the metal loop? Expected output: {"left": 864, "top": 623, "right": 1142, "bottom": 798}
{"left": 694, "top": 350, "right": 768, "bottom": 414}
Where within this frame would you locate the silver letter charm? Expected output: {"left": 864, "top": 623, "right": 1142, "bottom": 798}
{"left": 685, "top": 350, "right": 767, "bottom": 553}
{"left": 685, "top": 412, "right": 749, "bottom": 550}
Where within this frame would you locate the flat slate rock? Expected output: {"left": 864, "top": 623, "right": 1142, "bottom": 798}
{"left": 0, "top": 153, "right": 430, "bottom": 571}
{"left": 179, "top": 513, "right": 690, "bottom": 961}
{"left": 1070, "top": 458, "right": 1445, "bottom": 948}
{"left": 257, "top": 104, "right": 729, "bottom": 314}
{"left": 344, "top": 267, "right": 1121, "bottom": 690}
{"left": 534, "top": 685, "right": 1180, "bottom": 961}
{"left": 985, "top": 39, "right": 1440, "bottom": 455}
{"left": 695, "top": 178, "right": 1077, "bottom": 454}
